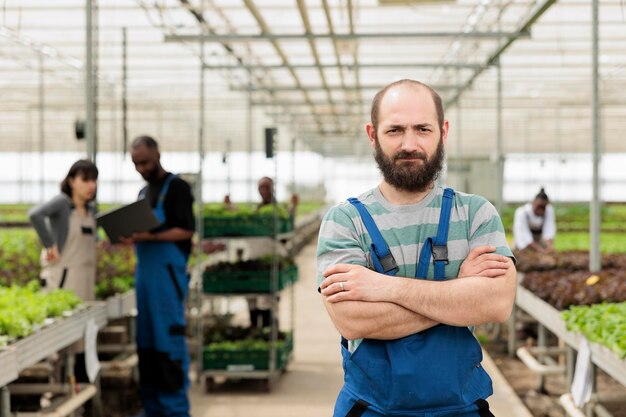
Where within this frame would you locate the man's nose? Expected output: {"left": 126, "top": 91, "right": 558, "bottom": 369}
{"left": 400, "top": 131, "right": 421, "bottom": 152}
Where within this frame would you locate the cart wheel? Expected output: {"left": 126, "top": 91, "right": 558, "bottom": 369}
{"left": 205, "top": 376, "right": 216, "bottom": 393}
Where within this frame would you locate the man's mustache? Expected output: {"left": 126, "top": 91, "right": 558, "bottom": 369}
{"left": 393, "top": 152, "right": 427, "bottom": 161}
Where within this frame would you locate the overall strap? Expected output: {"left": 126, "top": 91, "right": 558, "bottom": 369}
{"left": 345, "top": 399, "right": 370, "bottom": 417}
{"left": 347, "top": 198, "right": 398, "bottom": 276}
{"left": 156, "top": 174, "right": 176, "bottom": 211}
{"left": 416, "top": 188, "right": 455, "bottom": 281}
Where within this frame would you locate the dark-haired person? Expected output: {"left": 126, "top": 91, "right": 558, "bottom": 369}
{"left": 513, "top": 188, "right": 556, "bottom": 253}
{"left": 29, "top": 159, "right": 99, "bottom": 300}
{"left": 317, "top": 79, "right": 516, "bottom": 416}
{"left": 121, "top": 135, "right": 194, "bottom": 417}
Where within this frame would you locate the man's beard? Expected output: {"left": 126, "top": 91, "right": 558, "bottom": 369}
{"left": 374, "top": 137, "right": 445, "bottom": 193}
{"left": 144, "top": 166, "right": 160, "bottom": 183}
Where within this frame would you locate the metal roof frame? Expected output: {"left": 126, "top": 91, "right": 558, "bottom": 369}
{"left": 0, "top": 0, "right": 624, "bottom": 159}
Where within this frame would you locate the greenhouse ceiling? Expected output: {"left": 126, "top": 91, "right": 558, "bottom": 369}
{"left": 1, "top": 0, "right": 625, "bottom": 157}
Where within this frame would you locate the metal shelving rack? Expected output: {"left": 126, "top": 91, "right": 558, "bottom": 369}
{"left": 0, "top": 351, "right": 18, "bottom": 390}
{"left": 105, "top": 289, "right": 136, "bottom": 320}
{"left": 99, "top": 290, "right": 138, "bottom": 358}
{"left": 195, "top": 229, "right": 297, "bottom": 392}
{"left": 12, "top": 304, "right": 108, "bottom": 373}
{"left": 514, "top": 286, "right": 626, "bottom": 387}
{"left": 512, "top": 285, "right": 626, "bottom": 417}
{"left": 0, "top": 303, "right": 109, "bottom": 417}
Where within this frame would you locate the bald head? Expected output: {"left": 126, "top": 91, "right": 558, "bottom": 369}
{"left": 130, "top": 135, "right": 163, "bottom": 182}
{"left": 258, "top": 176, "right": 274, "bottom": 205}
{"left": 370, "top": 80, "right": 444, "bottom": 138}
{"left": 131, "top": 135, "right": 159, "bottom": 151}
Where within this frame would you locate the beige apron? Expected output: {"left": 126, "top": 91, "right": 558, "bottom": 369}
{"left": 42, "top": 210, "right": 96, "bottom": 301}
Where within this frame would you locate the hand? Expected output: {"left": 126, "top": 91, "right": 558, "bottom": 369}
{"left": 530, "top": 242, "right": 548, "bottom": 254}
{"left": 319, "top": 264, "right": 392, "bottom": 303}
{"left": 118, "top": 236, "right": 135, "bottom": 245}
{"left": 458, "top": 246, "right": 511, "bottom": 278}
{"left": 46, "top": 245, "right": 60, "bottom": 263}
{"left": 118, "top": 232, "right": 156, "bottom": 245}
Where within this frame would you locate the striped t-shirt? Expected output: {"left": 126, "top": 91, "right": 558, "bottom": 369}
{"left": 317, "top": 185, "right": 514, "bottom": 351}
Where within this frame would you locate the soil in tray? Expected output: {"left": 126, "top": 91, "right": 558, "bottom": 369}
{"left": 515, "top": 250, "right": 626, "bottom": 273}
{"left": 522, "top": 269, "right": 626, "bottom": 310}
{"left": 204, "top": 325, "right": 288, "bottom": 345}
{"left": 479, "top": 327, "right": 626, "bottom": 417}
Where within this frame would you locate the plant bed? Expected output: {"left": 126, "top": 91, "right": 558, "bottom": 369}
{"left": 0, "top": 229, "right": 41, "bottom": 285}
{"left": 203, "top": 215, "right": 294, "bottom": 237}
{"left": 96, "top": 276, "right": 134, "bottom": 300}
{"left": 522, "top": 269, "right": 626, "bottom": 310}
{"left": 562, "top": 302, "right": 626, "bottom": 358}
{"left": 514, "top": 249, "right": 626, "bottom": 273}
{"left": 96, "top": 242, "right": 135, "bottom": 300}
{"left": 0, "top": 230, "right": 136, "bottom": 293}
{"left": 202, "top": 204, "right": 294, "bottom": 237}
{"left": 501, "top": 203, "right": 626, "bottom": 233}
{"left": 202, "top": 327, "right": 292, "bottom": 371}
{"left": 203, "top": 259, "right": 297, "bottom": 294}
{"left": 0, "top": 281, "right": 83, "bottom": 347}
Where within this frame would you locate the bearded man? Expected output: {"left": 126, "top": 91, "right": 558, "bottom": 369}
{"left": 317, "top": 79, "right": 517, "bottom": 417}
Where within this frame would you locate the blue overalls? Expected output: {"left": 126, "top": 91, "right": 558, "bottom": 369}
{"left": 135, "top": 174, "right": 191, "bottom": 417}
{"left": 335, "top": 188, "right": 494, "bottom": 417}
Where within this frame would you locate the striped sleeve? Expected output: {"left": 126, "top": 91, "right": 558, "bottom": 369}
{"left": 316, "top": 204, "right": 368, "bottom": 287}
{"left": 468, "top": 197, "right": 515, "bottom": 261}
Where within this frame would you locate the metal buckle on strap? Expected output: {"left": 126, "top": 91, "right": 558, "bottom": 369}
{"left": 432, "top": 245, "right": 449, "bottom": 265}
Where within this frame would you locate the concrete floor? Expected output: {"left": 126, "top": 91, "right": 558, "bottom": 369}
{"left": 189, "top": 241, "right": 532, "bottom": 417}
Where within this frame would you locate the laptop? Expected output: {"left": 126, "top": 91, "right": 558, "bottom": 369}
{"left": 96, "top": 198, "right": 161, "bottom": 244}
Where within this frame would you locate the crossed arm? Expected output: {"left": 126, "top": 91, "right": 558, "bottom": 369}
{"left": 319, "top": 246, "right": 516, "bottom": 341}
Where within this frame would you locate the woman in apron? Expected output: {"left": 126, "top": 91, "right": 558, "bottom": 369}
{"left": 29, "top": 159, "right": 99, "bottom": 301}
{"left": 513, "top": 188, "right": 556, "bottom": 253}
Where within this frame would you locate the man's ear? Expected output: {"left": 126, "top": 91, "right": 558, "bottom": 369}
{"left": 365, "top": 123, "right": 377, "bottom": 149}
{"left": 441, "top": 119, "right": 449, "bottom": 147}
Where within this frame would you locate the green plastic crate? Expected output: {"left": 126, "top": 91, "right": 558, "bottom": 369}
{"left": 203, "top": 215, "right": 293, "bottom": 238}
{"left": 202, "top": 264, "right": 298, "bottom": 294}
{"left": 202, "top": 333, "right": 293, "bottom": 371}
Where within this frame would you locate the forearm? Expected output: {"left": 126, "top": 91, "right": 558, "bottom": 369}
{"left": 29, "top": 211, "right": 54, "bottom": 248}
{"left": 157, "top": 227, "right": 194, "bottom": 242}
{"left": 390, "top": 269, "right": 516, "bottom": 326}
{"left": 323, "top": 299, "right": 438, "bottom": 341}
{"left": 148, "top": 228, "right": 194, "bottom": 242}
